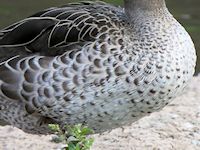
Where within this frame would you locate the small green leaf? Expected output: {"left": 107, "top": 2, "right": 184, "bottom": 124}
{"left": 75, "top": 143, "right": 81, "bottom": 150}
{"left": 81, "top": 127, "right": 94, "bottom": 135}
{"left": 48, "top": 124, "right": 60, "bottom": 132}
{"left": 67, "top": 136, "right": 79, "bottom": 142}
{"left": 68, "top": 143, "right": 76, "bottom": 150}
{"left": 49, "top": 124, "right": 94, "bottom": 150}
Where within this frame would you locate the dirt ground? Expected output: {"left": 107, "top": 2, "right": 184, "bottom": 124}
{"left": 0, "top": 76, "right": 200, "bottom": 150}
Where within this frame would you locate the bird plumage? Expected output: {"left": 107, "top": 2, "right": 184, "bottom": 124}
{"left": 0, "top": 1, "right": 196, "bottom": 134}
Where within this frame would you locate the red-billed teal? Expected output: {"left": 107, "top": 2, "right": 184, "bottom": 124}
{"left": 0, "top": 0, "right": 196, "bottom": 134}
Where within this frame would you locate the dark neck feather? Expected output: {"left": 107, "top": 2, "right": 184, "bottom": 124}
{"left": 124, "top": 0, "right": 167, "bottom": 18}
{"left": 124, "top": 0, "right": 166, "bottom": 10}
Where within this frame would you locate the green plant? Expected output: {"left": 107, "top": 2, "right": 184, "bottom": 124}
{"left": 48, "top": 124, "right": 94, "bottom": 150}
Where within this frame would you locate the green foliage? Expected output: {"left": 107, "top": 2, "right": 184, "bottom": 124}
{"left": 48, "top": 124, "right": 94, "bottom": 150}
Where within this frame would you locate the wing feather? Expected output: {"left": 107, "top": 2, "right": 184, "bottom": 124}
{"left": 0, "top": 18, "right": 58, "bottom": 47}
{"left": 0, "top": 1, "right": 122, "bottom": 54}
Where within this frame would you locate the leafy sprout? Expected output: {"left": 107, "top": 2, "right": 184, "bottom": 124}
{"left": 48, "top": 124, "right": 94, "bottom": 150}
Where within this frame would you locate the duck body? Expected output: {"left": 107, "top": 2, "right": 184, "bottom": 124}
{"left": 0, "top": 1, "right": 196, "bottom": 134}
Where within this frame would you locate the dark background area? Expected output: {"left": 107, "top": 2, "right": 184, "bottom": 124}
{"left": 0, "top": 0, "right": 199, "bottom": 74}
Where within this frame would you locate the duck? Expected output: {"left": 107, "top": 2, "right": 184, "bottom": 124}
{"left": 0, "top": 0, "right": 196, "bottom": 134}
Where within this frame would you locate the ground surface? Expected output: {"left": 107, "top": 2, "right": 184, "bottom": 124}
{"left": 0, "top": 76, "right": 200, "bottom": 150}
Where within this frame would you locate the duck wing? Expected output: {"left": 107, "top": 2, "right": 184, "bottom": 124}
{"left": 0, "top": 1, "right": 122, "bottom": 56}
{"left": 0, "top": 2, "right": 126, "bottom": 119}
